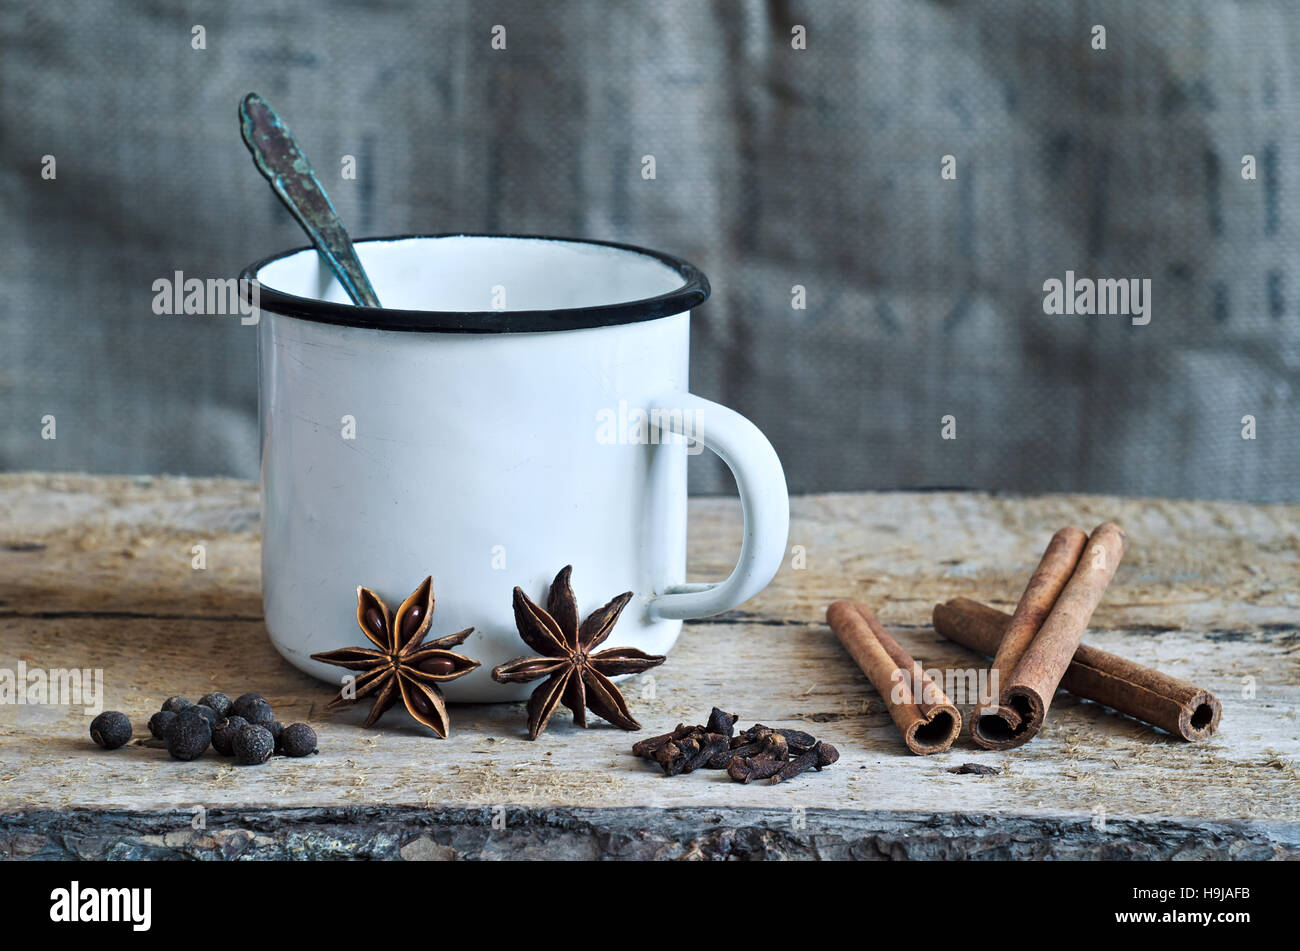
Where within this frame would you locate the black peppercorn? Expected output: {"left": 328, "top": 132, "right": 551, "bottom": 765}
{"left": 232, "top": 724, "right": 274, "bottom": 765}
{"left": 161, "top": 696, "right": 193, "bottom": 714}
{"left": 90, "top": 711, "right": 132, "bottom": 749}
{"left": 264, "top": 720, "right": 284, "bottom": 749}
{"left": 211, "top": 715, "right": 248, "bottom": 756}
{"left": 148, "top": 710, "right": 177, "bottom": 739}
{"left": 166, "top": 711, "right": 211, "bottom": 760}
{"left": 198, "top": 692, "right": 232, "bottom": 718}
{"left": 279, "top": 723, "right": 317, "bottom": 757}
{"left": 232, "top": 694, "right": 273, "bottom": 724}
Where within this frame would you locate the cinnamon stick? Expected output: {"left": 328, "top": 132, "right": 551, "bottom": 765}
{"left": 827, "top": 600, "right": 961, "bottom": 754}
{"left": 967, "top": 524, "right": 1128, "bottom": 748}
{"left": 934, "top": 597, "right": 1221, "bottom": 742}
{"left": 977, "top": 522, "right": 1126, "bottom": 748}
{"left": 971, "top": 526, "right": 1088, "bottom": 749}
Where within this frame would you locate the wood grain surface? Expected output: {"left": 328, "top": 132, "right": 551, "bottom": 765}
{"left": 0, "top": 475, "right": 1296, "bottom": 859}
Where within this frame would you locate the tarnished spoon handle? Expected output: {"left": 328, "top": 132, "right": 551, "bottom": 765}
{"left": 239, "top": 93, "right": 381, "bottom": 308}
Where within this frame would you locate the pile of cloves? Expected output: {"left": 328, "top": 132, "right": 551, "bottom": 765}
{"left": 632, "top": 707, "right": 839, "bottom": 784}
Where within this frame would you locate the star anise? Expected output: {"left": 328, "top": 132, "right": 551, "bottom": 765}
{"left": 491, "top": 565, "right": 665, "bottom": 740}
{"left": 310, "top": 577, "right": 479, "bottom": 738}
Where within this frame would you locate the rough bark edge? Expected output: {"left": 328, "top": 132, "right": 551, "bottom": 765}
{"left": 1, "top": 806, "right": 1295, "bottom": 861}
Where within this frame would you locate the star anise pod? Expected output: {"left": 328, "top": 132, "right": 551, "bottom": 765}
{"left": 491, "top": 565, "right": 665, "bottom": 740}
{"left": 310, "top": 577, "right": 479, "bottom": 738}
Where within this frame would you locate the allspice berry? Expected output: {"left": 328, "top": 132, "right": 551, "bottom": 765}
{"left": 188, "top": 704, "right": 219, "bottom": 728}
{"left": 231, "top": 692, "right": 263, "bottom": 713}
{"left": 233, "top": 724, "right": 274, "bottom": 765}
{"left": 279, "top": 723, "right": 317, "bottom": 758}
{"left": 148, "top": 710, "right": 177, "bottom": 740}
{"left": 90, "top": 711, "right": 132, "bottom": 750}
{"left": 233, "top": 694, "right": 274, "bottom": 725}
{"left": 211, "top": 715, "right": 248, "bottom": 756}
{"left": 199, "top": 692, "right": 233, "bottom": 718}
{"left": 84, "top": 690, "right": 314, "bottom": 767}
{"left": 166, "top": 711, "right": 211, "bottom": 761}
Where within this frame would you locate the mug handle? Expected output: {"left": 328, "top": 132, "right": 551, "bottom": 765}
{"left": 646, "top": 391, "right": 789, "bottom": 620}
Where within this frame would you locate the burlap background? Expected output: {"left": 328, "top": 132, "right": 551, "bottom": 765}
{"left": 2, "top": 1, "right": 1296, "bottom": 500}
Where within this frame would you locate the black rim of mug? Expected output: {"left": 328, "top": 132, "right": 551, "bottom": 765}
{"left": 240, "top": 232, "right": 710, "bottom": 333}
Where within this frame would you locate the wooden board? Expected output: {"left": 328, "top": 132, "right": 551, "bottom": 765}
{"left": 0, "top": 474, "right": 1296, "bottom": 859}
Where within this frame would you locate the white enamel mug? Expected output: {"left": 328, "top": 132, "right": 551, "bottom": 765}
{"left": 243, "top": 234, "right": 789, "bottom": 702}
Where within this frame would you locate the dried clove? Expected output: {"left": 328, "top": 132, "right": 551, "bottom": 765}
{"left": 706, "top": 707, "right": 738, "bottom": 738}
{"left": 656, "top": 732, "right": 729, "bottom": 775}
{"left": 769, "top": 741, "right": 840, "bottom": 784}
{"left": 652, "top": 739, "right": 691, "bottom": 776}
{"left": 728, "top": 755, "right": 787, "bottom": 784}
{"left": 706, "top": 745, "right": 739, "bottom": 769}
{"left": 632, "top": 723, "right": 699, "bottom": 760}
{"left": 709, "top": 729, "right": 786, "bottom": 768}
{"left": 633, "top": 708, "right": 840, "bottom": 783}
{"left": 741, "top": 724, "right": 817, "bottom": 755}
{"left": 726, "top": 732, "right": 793, "bottom": 783}
{"left": 685, "top": 733, "right": 731, "bottom": 773}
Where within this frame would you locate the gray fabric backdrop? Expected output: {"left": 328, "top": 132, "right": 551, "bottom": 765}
{"left": 2, "top": 0, "right": 1297, "bottom": 500}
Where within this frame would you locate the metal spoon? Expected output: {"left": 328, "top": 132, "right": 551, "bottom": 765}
{"left": 239, "top": 92, "right": 381, "bottom": 307}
